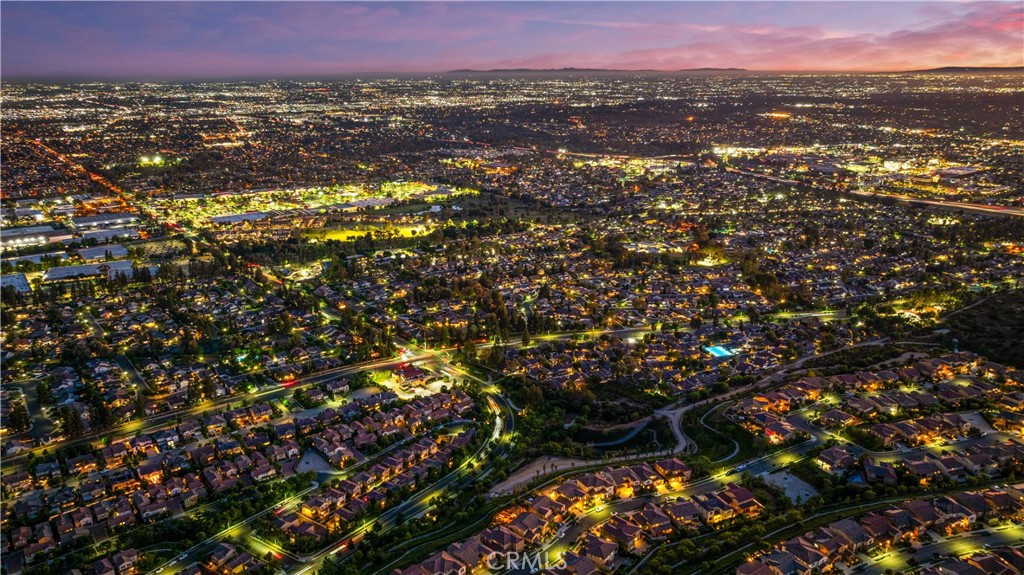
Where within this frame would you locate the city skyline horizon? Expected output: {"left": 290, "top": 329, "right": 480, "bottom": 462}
{"left": 4, "top": 65, "right": 1023, "bottom": 83}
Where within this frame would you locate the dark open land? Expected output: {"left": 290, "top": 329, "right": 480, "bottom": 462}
{"left": 940, "top": 288, "right": 1024, "bottom": 366}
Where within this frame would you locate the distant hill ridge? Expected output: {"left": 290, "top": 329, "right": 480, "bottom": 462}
{"left": 892, "top": 66, "right": 1024, "bottom": 73}
{"left": 446, "top": 67, "right": 748, "bottom": 73}
{"left": 446, "top": 65, "right": 1021, "bottom": 75}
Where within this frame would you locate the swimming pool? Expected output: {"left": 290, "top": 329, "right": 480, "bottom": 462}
{"left": 704, "top": 345, "right": 734, "bottom": 358}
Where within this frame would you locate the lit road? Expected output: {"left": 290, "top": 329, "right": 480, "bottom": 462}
{"left": 517, "top": 438, "right": 823, "bottom": 573}
{"left": 783, "top": 403, "right": 1018, "bottom": 464}
{"left": 526, "top": 411, "right": 1019, "bottom": 569}
{"left": 129, "top": 260, "right": 520, "bottom": 575}
{"left": 858, "top": 523, "right": 1024, "bottom": 575}
{"left": 847, "top": 189, "right": 1024, "bottom": 218}
{"left": 28, "top": 138, "right": 131, "bottom": 201}
{"left": 148, "top": 381, "right": 514, "bottom": 575}
{"left": 23, "top": 152, "right": 1014, "bottom": 575}
{"left": 148, "top": 485, "right": 320, "bottom": 575}
{"left": 431, "top": 144, "right": 1021, "bottom": 220}
{"left": 135, "top": 294, "right": 519, "bottom": 575}
{"left": 724, "top": 166, "right": 1024, "bottom": 218}
{"left": 284, "top": 383, "right": 516, "bottom": 575}
{"left": 2, "top": 352, "right": 435, "bottom": 471}
{"left": 0, "top": 380, "right": 50, "bottom": 441}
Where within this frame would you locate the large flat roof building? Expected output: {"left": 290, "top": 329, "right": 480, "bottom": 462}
{"left": 79, "top": 228, "right": 141, "bottom": 243}
{"left": 0, "top": 273, "right": 32, "bottom": 293}
{"left": 78, "top": 244, "right": 129, "bottom": 262}
{"left": 43, "top": 260, "right": 134, "bottom": 282}
{"left": 70, "top": 212, "right": 138, "bottom": 229}
{"left": 209, "top": 212, "right": 268, "bottom": 225}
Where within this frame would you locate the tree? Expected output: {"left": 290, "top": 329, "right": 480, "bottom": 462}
{"left": 461, "top": 339, "right": 477, "bottom": 362}
{"left": 57, "top": 406, "right": 84, "bottom": 438}
{"left": 87, "top": 385, "right": 114, "bottom": 430}
{"left": 8, "top": 402, "right": 30, "bottom": 433}
{"left": 132, "top": 265, "right": 153, "bottom": 283}
{"left": 37, "top": 380, "right": 55, "bottom": 405}
{"left": 349, "top": 371, "right": 374, "bottom": 389}
{"left": 318, "top": 556, "right": 360, "bottom": 575}
{"left": 187, "top": 380, "right": 203, "bottom": 405}
{"left": 201, "top": 374, "right": 218, "bottom": 399}
{"left": 179, "top": 328, "right": 200, "bottom": 358}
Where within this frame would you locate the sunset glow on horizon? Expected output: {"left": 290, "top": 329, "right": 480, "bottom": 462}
{"left": 1, "top": 1, "right": 1022, "bottom": 80}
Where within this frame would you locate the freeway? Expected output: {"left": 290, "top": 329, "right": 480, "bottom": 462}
{"left": 847, "top": 189, "right": 1024, "bottom": 218}
{"left": 724, "top": 166, "right": 1024, "bottom": 218}
{"left": 432, "top": 143, "right": 1021, "bottom": 219}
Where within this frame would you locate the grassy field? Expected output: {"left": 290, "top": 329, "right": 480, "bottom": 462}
{"left": 304, "top": 224, "right": 432, "bottom": 241}
{"left": 801, "top": 343, "right": 932, "bottom": 373}
{"left": 681, "top": 403, "right": 757, "bottom": 463}
{"left": 374, "top": 190, "right": 570, "bottom": 222}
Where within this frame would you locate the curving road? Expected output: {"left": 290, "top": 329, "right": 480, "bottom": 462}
{"left": 2, "top": 352, "right": 435, "bottom": 473}
{"left": 288, "top": 386, "right": 516, "bottom": 575}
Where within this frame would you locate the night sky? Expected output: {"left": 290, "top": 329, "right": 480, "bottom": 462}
{"left": 2, "top": 1, "right": 1021, "bottom": 79}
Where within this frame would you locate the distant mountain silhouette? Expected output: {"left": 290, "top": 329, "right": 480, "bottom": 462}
{"left": 446, "top": 66, "right": 1020, "bottom": 75}
{"left": 448, "top": 67, "right": 652, "bottom": 73}
{"left": 897, "top": 66, "right": 1024, "bottom": 73}
{"left": 446, "top": 67, "right": 747, "bottom": 74}
{"left": 676, "top": 67, "right": 748, "bottom": 72}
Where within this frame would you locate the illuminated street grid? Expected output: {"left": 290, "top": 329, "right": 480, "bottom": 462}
{"left": 1, "top": 73, "right": 1022, "bottom": 575}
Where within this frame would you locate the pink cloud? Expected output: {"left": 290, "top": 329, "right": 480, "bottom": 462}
{"left": 1, "top": 1, "right": 1020, "bottom": 78}
{"left": 472, "top": 2, "right": 1023, "bottom": 72}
